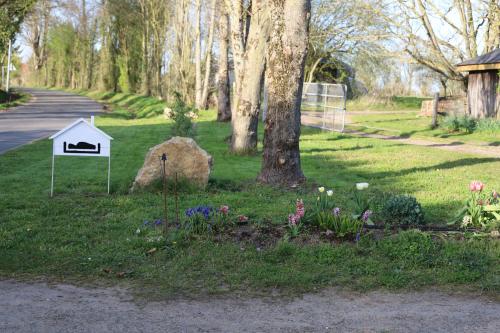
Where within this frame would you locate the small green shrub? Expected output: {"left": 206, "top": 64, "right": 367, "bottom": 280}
{"left": 381, "top": 195, "right": 425, "bottom": 226}
{"left": 442, "top": 115, "right": 461, "bottom": 132}
{"left": 170, "top": 92, "right": 197, "bottom": 137}
{"left": 316, "top": 210, "right": 363, "bottom": 239}
{"left": 458, "top": 115, "right": 476, "bottom": 133}
{"left": 475, "top": 118, "right": 500, "bottom": 133}
{"left": 442, "top": 115, "right": 477, "bottom": 133}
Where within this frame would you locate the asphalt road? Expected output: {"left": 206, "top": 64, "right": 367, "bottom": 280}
{"left": 0, "top": 88, "right": 102, "bottom": 154}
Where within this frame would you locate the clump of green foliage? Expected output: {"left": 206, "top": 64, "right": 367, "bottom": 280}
{"left": 381, "top": 195, "right": 425, "bottom": 226}
{"left": 442, "top": 115, "right": 476, "bottom": 133}
{"left": 170, "top": 92, "right": 197, "bottom": 137}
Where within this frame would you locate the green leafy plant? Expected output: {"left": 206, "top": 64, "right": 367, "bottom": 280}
{"left": 381, "top": 195, "right": 425, "bottom": 226}
{"left": 170, "top": 92, "right": 197, "bottom": 137}
{"left": 315, "top": 186, "right": 335, "bottom": 211}
{"left": 442, "top": 115, "right": 476, "bottom": 133}
{"left": 183, "top": 205, "right": 231, "bottom": 235}
{"left": 453, "top": 181, "right": 500, "bottom": 230}
{"left": 352, "top": 182, "right": 373, "bottom": 222}
{"left": 317, "top": 208, "right": 363, "bottom": 239}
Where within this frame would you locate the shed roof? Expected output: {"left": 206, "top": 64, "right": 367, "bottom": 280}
{"left": 457, "top": 48, "right": 500, "bottom": 72}
{"left": 49, "top": 118, "right": 113, "bottom": 140}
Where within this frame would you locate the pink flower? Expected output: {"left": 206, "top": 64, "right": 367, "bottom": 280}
{"left": 469, "top": 181, "right": 484, "bottom": 192}
{"left": 238, "top": 215, "right": 248, "bottom": 223}
{"left": 288, "top": 214, "right": 298, "bottom": 225}
{"left": 220, "top": 205, "right": 229, "bottom": 215}
{"left": 295, "top": 199, "right": 305, "bottom": 218}
{"left": 492, "top": 190, "right": 498, "bottom": 199}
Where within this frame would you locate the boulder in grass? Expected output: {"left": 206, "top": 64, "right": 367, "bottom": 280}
{"left": 131, "top": 136, "right": 212, "bottom": 191}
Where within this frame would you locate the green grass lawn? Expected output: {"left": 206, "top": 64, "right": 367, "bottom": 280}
{"left": 1, "top": 91, "right": 499, "bottom": 298}
{"left": 346, "top": 96, "right": 427, "bottom": 111}
{"left": 348, "top": 111, "right": 500, "bottom": 145}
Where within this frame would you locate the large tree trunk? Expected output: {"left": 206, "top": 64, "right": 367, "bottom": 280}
{"left": 258, "top": 0, "right": 311, "bottom": 186}
{"left": 200, "top": 0, "right": 217, "bottom": 109}
{"left": 194, "top": 0, "right": 202, "bottom": 108}
{"left": 230, "top": 0, "right": 269, "bottom": 153}
{"left": 217, "top": 9, "right": 231, "bottom": 122}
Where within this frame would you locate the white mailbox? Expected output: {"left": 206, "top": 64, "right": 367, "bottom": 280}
{"left": 49, "top": 117, "right": 113, "bottom": 196}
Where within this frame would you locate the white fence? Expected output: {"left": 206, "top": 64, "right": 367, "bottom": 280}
{"left": 301, "top": 82, "right": 347, "bottom": 132}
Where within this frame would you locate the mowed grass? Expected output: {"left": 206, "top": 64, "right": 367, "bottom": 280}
{"left": 347, "top": 106, "right": 499, "bottom": 145}
{"left": 346, "top": 96, "right": 426, "bottom": 111}
{"left": 0, "top": 91, "right": 499, "bottom": 298}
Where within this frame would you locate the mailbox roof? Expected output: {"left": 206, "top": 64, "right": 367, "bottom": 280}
{"left": 49, "top": 118, "right": 113, "bottom": 140}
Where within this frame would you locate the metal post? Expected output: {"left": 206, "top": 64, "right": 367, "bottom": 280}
{"left": 160, "top": 153, "right": 168, "bottom": 234}
{"left": 341, "top": 85, "right": 347, "bottom": 132}
{"left": 6, "top": 39, "right": 12, "bottom": 92}
{"left": 1, "top": 66, "right": 4, "bottom": 89}
{"left": 431, "top": 92, "right": 439, "bottom": 129}
{"left": 322, "top": 85, "right": 327, "bottom": 129}
{"left": 107, "top": 155, "right": 111, "bottom": 194}
{"left": 50, "top": 154, "right": 55, "bottom": 197}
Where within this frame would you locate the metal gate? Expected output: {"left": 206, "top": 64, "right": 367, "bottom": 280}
{"left": 301, "top": 82, "right": 347, "bottom": 132}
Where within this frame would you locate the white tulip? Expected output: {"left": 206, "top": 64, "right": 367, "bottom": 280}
{"left": 318, "top": 187, "right": 325, "bottom": 193}
{"left": 327, "top": 190, "right": 333, "bottom": 196}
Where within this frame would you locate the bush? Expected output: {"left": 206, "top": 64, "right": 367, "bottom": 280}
{"left": 442, "top": 115, "right": 476, "bottom": 133}
{"left": 381, "top": 195, "right": 425, "bottom": 226}
{"left": 458, "top": 115, "right": 476, "bottom": 133}
{"left": 316, "top": 210, "right": 363, "bottom": 239}
{"left": 475, "top": 118, "right": 500, "bottom": 133}
{"left": 170, "top": 92, "right": 197, "bottom": 137}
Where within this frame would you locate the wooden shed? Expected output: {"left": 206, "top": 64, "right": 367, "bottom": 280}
{"left": 457, "top": 49, "right": 500, "bottom": 119}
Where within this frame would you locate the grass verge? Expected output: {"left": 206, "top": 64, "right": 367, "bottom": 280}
{"left": 0, "top": 89, "right": 499, "bottom": 298}
{"left": 0, "top": 89, "right": 31, "bottom": 110}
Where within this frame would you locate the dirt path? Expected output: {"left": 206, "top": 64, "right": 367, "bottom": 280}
{"left": 301, "top": 112, "right": 500, "bottom": 158}
{"left": 1, "top": 280, "right": 498, "bottom": 333}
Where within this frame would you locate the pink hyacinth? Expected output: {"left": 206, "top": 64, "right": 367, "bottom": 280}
{"left": 296, "top": 199, "right": 305, "bottom": 218}
{"left": 492, "top": 190, "right": 498, "bottom": 199}
{"left": 220, "top": 205, "right": 229, "bottom": 215}
{"left": 469, "top": 181, "right": 484, "bottom": 192}
{"left": 288, "top": 214, "right": 298, "bottom": 225}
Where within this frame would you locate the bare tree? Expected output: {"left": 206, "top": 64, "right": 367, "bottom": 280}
{"left": 225, "top": 0, "right": 270, "bottom": 153}
{"left": 383, "top": 0, "right": 500, "bottom": 90}
{"left": 200, "top": 0, "right": 217, "bottom": 109}
{"left": 217, "top": 5, "right": 231, "bottom": 122}
{"left": 258, "top": 0, "right": 311, "bottom": 185}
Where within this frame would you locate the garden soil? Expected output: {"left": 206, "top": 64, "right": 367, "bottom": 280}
{"left": 1, "top": 280, "right": 498, "bottom": 332}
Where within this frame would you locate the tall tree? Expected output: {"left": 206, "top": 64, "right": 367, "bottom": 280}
{"left": 383, "top": 0, "right": 500, "bottom": 90}
{"left": 258, "top": 0, "right": 311, "bottom": 185}
{"left": 225, "top": 0, "right": 270, "bottom": 153}
{"left": 216, "top": 5, "right": 231, "bottom": 122}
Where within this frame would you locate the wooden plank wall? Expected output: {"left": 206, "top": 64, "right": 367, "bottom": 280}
{"left": 467, "top": 70, "right": 500, "bottom": 119}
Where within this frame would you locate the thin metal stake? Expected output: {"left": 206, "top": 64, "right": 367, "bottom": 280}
{"left": 175, "top": 172, "right": 179, "bottom": 224}
{"left": 50, "top": 154, "right": 55, "bottom": 197}
{"left": 107, "top": 155, "right": 111, "bottom": 194}
{"left": 161, "top": 153, "right": 168, "bottom": 234}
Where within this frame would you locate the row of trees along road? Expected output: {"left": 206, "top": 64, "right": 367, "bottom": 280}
{"left": 3, "top": 0, "right": 499, "bottom": 183}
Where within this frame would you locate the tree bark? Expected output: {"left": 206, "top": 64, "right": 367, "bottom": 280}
{"left": 230, "top": 0, "right": 269, "bottom": 153}
{"left": 194, "top": 0, "right": 202, "bottom": 108}
{"left": 217, "top": 9, "right": 231, "bottom": 122}
{"left": 201, "top": 0, "right": 217, "bottom": 109}
{"left": 257, "top": 0, "right": 311, "bottom": 186}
